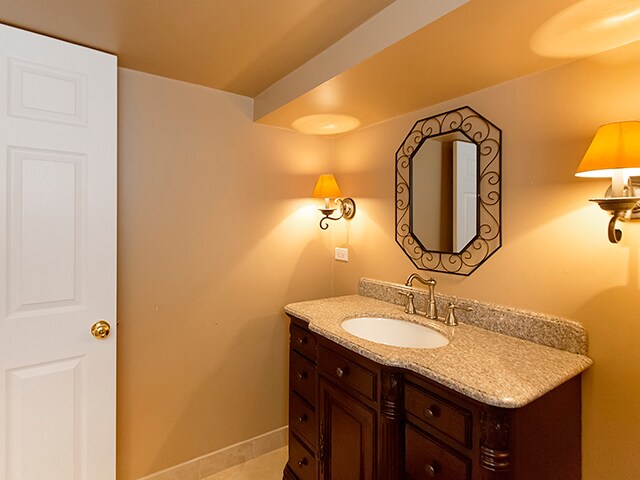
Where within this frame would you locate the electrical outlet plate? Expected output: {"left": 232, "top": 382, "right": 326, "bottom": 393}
{"left": 335, "top": 247, "right": 349, "bottom": 262}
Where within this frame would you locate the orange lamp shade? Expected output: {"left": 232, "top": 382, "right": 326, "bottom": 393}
{"left": 312, "top": 174, "right": 343, "bottom": 199}
{"left": 575, "top": 121, "right": 640, "bottom": 177}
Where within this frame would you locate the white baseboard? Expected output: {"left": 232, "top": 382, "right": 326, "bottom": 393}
{"left": 138, "top": 426, "right": 288, "bottom": 480}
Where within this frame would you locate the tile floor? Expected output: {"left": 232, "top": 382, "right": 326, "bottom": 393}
{"left": 203, "top": 446, "right": 288, "bottom": 480}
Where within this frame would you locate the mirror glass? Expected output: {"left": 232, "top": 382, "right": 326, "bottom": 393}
{"left": 396, "top": 106, "right": 502, "bottom": 276}
{"left": 411, "top": 133, "right": 478, "bottom": 253}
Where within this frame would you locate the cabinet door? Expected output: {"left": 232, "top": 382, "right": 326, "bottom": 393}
{"left": 319, "top": 377, "right": 376, "bottom": 480}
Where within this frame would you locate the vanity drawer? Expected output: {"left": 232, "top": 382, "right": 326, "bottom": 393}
{"left": 290, "top": 392, "right": 316, "bottom": 448}
{"left": 290, "top": 351, "right": 316, "bottom": 405}
{"left": 318, "top": 345, "right": 376, "bottom": 401}
{"left": 288, "top": 433, "right": 316, "bottom": 480}
{"left": 405, "top": 383, "right": 471, "bottom": 448}
{"left": 291, "top": 323, "right": 317, "bottom": 360}
{"left": 405, "top": 424, "right": 471, "bottom": 480}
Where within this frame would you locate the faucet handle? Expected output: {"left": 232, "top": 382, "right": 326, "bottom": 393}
{"left": 444, "top": 303, "right": 471, "bottom": 327}
{"left": 398, "top": 290, "right": 416, "bottom": 314}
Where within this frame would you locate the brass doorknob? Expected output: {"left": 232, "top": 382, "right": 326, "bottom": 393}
{"left": 91, "top": 320, "right": 111, "bottom": 340}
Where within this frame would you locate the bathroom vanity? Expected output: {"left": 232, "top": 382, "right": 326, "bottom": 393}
{"left": 283, "top": 279, "right": 592, "bottom": 480}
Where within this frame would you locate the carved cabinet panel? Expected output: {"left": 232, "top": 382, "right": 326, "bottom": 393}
{"left": 318, "top": 377, "right": 376, "bottom": 479}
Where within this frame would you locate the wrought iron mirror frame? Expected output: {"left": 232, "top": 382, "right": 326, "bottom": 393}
{"left": 395, "top": 106, "right": 502, "bottom": 276}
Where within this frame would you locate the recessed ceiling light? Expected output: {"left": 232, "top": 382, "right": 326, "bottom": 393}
{"left": 531, "top": 0, "right": 640, "bottom": 58}
{"left": 291, "top": 114, "right": 361, "bottom": 135}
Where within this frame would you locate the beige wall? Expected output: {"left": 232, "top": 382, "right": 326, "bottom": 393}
{"left": 332, "top": 42, "right": 640, "bottom": 480}
{"left": 117, "top": 41, "right": 640, "bottom": 480}
{"left": 117, "top": 69, "right": 334, "bottom": 479}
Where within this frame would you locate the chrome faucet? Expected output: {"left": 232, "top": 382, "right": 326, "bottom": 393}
{"left": 405, "top": 274, "right": 438, "bottom": 320}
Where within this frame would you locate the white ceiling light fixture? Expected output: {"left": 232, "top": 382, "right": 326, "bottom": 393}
{"left": 291, "top": 114, "right": 361, "bottom": 135}
{"left": 531, "top": 0, "right": 640, "bottom": 58}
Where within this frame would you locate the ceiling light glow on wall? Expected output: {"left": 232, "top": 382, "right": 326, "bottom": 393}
{"left": 531, "top": 0, "right": 640, "bottom": 58}
{"left": 576, "top": 121, "right": 640, "bottom": 243}
{"left": 292, "top": 114, "right": 360, "bottom": 135}
{"left": 312, "top": 174, "right": 356, "bottom": 230}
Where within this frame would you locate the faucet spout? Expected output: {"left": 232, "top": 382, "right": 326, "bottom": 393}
{"left": 405, "top": 274, "right": 438, "bottom": 320}
{"left": 405, "top": 273, "right": 428, "bottom": 287}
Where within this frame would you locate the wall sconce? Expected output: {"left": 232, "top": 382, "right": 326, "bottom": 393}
{"left": 312, "top": 174, "right": 356, "bottom": 230}
{"left": 576, "top": 121, "right": 640, "bottom": 243}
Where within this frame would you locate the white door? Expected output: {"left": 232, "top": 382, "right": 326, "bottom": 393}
{"left": 0, "top": 24, "right": 117, "bottom": 480}
{"left": 453, "top": 140, "right": 478, "bottom": 252}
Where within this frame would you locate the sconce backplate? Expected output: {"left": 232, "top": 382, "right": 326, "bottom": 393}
{"left": 340, "top": 198, "right": 356, "bottom": 219}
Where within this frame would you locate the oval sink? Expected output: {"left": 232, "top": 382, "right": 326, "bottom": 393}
{"left": 341, "top": 317, "right": 449, "bottom": 349}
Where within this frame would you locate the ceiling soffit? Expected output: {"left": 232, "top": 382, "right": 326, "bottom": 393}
{"left": 256, "top": 0, "right": 585, "bottom": 130}
{"left": 0, "top": 0, "right": 394, "bottom": 97}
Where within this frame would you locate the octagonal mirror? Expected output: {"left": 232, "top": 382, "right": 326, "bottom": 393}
{"left": 396, "top": 106, "right": 502, "bottom": 275}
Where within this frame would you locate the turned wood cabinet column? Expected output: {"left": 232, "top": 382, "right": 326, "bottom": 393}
{"left": 479, "top": 410, "right": 511, "bottom": 480}
{"left": 380, "top": 371, "right": 404, "bottom": 480}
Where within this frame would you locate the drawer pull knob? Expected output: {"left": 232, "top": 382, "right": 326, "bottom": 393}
{"left": 298, "top": 414, "right": 308, "bottom": 423}
{"left": 297, "top": 371, "right": 307, "bottom": 380}
{"left": 425, "top": 461, "right": 440, "bottom": 477}
{"left": 298, "top": 336, "right": 308, "bottom": 345}
{"left": 424, "top": 405, "right": 440, "bottom": 419}
{"left": 336, "top": 367, "right": 347, "bottom": 378}
{"left": 298, "top": 457, "right": 308, "bottom": 467}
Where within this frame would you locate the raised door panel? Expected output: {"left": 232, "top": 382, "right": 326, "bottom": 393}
{"left": 319, "top": 378, "right": 376, "bottom": 480}
{"left": 6, "top": 357, "right": 86, "bottom": 479}
{"left": 8, "top": 58, "right": 87, "bottom": 126}
{"left": 7, "top": 148, "right": 86, "bottom": 314}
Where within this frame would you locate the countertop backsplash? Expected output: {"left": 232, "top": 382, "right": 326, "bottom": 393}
{"left": 358, "top": 277, "right": 588, "bottom": 355}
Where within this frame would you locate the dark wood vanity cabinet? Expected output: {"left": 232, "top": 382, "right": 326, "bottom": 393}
{"left": 284, "top": 316, "right": 582, "bottom": 480}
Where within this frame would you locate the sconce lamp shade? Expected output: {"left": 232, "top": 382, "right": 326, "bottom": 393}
{"left": 311, "top": 173, "right": 356, "bottom": 230}
{"left": 312, "top": 174, "right": 343, "bottom": 199}
{"left": 575, "top": 121, "right": 640, "bottom": 177}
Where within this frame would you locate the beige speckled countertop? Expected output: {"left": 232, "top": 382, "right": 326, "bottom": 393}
{"left": 285, "top": 292, "right": 592, "bottom": 409}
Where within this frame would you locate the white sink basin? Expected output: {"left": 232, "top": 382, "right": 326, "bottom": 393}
{"left": 341, "top": 317, "right": 449, "bottom": 349}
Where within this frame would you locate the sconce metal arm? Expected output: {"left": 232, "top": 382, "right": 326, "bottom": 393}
{"left": 319, "top": 208, "right": 344, "bottom": 230}
{"left": 590, "top": 196, "right": 640, "bottom": 244}
{"left": 608, "top": 215, "right": 623, "bottom": 243}
{"left": 318, "top": 198, "right": 356, "bottom": 230}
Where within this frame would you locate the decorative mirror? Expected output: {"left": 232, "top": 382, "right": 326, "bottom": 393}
{"left": 396, "top": 106, "right": 502, "bottom": 275}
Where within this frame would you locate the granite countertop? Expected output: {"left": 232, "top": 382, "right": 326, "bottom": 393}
{"left": 285, "top": 293, "right": 593, "bottom": 409}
